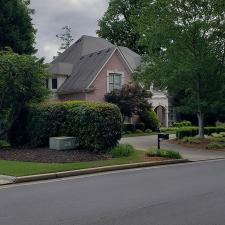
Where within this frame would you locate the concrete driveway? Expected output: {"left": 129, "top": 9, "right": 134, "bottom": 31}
{"left": 120, "top": 135, "right": 225, "bottom": 161}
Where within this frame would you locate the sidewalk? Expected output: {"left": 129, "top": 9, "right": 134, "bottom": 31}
{"left": 121, "top": 135, "right": 225, "bottom": 161}
{"left": 0, "top": 175, "right": 16, "bottom": 185}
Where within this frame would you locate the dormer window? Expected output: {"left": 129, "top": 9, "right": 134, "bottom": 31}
{"left": 52, "top": 78, "right": 58, "bottom": 90}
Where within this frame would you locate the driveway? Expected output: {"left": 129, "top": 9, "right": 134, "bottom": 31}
{"left": 120, "top": 135, "right": 225, "bottom": 161}
{"left": 1, "top": 160, "right": 225, "bottom": 225}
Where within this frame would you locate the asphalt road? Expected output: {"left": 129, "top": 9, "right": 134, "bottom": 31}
{"left": 1, "top": 160, "right": 225, "bottom": 225}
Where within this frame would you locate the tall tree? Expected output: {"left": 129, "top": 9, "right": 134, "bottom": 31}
{"left": 97, "top": 0, "right": 145, "bottom": 54}
{"left": 56, "top": 26, "right": 74, "bottom": 55}
{"left": 0, "top": 0, "right": 36, "bottom": 54}
{"left": 0, "top": 50, "right": 49, "bottom": 141}
{"left": 135, "top": 0, "right": 225, "bottom": 138}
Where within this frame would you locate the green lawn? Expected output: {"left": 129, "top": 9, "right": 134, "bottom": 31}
{"left": 0, "top": 151, "right": 146, "bottom": 177}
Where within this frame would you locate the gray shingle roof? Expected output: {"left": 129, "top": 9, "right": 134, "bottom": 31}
{"left": 48, "top": 35, "right": 141, "bottom": 94}
{"left": 118, "top": 46, "right": 141, "bottom": 71}
{"left": 57, "top": 47, "right": 116, "bottom": 94}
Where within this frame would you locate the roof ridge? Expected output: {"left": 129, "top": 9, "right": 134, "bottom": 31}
{"left": 80, "top": 46, "right": 116, "bottom": 58}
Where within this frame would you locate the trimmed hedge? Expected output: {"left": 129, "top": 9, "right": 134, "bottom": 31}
{"left": 176, "top": 127, "right": 225, "bottom": 139}
{"left": 10, "top": 101, "right": 122, "bottom": 152}
{"left": 172, "top": 120, "right": 192, "bottom": 128}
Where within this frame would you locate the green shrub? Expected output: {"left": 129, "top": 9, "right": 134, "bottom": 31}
{"left": 176, "top": 127, "right": 225, "bottom": 139}
{"left": 135, "top": 123, "right": 145, "bottom": 131}
{"left": 140, "top": 109, "right": 160, "bottom": 131}
{"left": 172, "top": 120, "right": 192, "bottom": 128}
{"left": 211, "top": 133, "right": 223, "bottom": 138}
{"left": 207, "top": 142, "right": 225, "bottom": 149}
{"left": 146, "top": 148, "right": 181, "bottom": 159}
{"left": 160, "top": 127, "right": 178, "bottom": 134}
{"left": 136, "top": 129, "right": 143, "bottom": 133}
{"left": 8, "top": 107, "right": 30, "bottom": 147}
{"left": 123, "top": 123, "right": 136, "bottom": 133}
{"left": 0, "top": 139, "right": 10, "bottom": 148}
{"left": 10, "top": 101, "right": 122, "bottom": 152}
{"left": 145, "top": 129, "right": 152, "bottom": 133}
{"left": 110, "top": 144, "right": 135, "bottom": 158}
{"left": 182, "top": 137, "right": 200, "bottom": 144}
{"left": 208, "top": 136, "right": 225, "bottom": 142}
{"left": 176, "top": 127, "right": 198, "bottom": 139}
{"left": 204, "top": 127, "right": 225, "bottom": 135}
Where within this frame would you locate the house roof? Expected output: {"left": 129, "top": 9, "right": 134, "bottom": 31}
{"left": 49, "top": 35, "right": 141, "bottom": 94}
{"left": 57, "top": 47, "right": 116, "bottom": 94}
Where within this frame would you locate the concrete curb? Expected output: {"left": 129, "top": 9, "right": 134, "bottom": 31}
{"left": 0, "top": 175, "right": 16, "bottom": 185}
{"left": 14, "top": 159, "right": 189, "bottom": 184}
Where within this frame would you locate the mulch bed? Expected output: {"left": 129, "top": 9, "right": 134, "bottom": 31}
{"left": 0, "top": 147, "right": 110, "bottom": 163}
{"left": 169, "top": 139, "right": 225, "bottom": 151}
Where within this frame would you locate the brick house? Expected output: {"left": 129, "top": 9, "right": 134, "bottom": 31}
{"left": 47, "top": 35, "right": 170, "bottom": 127}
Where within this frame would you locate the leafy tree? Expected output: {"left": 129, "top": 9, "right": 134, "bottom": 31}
{"left": 97, "top": 0, "right": 145, "bottom": 54}
{"left": 56, "top": 26, "right": 74, "bottom": 55}
{"left": 0, "top": 0, "right": 36, "bottom": 54}
{"left": 135, "top": 0, "right": 225, "bottom": 138}
{"left": 105, "top": 84, "right": 151, "bottom": 121}
{"left": 140, "top": 109, "right": 160, "bottom": 131}
{"left": 0, "top": 50, "right": 49, "bottom": 141}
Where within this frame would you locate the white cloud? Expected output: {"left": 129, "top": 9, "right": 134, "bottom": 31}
{"left": 30, "top": 0, "right": 109, "bottom": 62}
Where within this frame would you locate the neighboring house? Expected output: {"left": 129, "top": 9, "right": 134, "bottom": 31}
{"left": 48, "top": 35, "right": 170, "bottom": 127}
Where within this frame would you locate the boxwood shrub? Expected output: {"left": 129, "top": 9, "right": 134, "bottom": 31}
{"left": 123, "top": 123, "right": 136, "bottom": 133}
{"left": 10, "top": 101, "right": 122, "bottom": 152}
{"left": 135, "top": 123, "right": 145, "bottom": 131}
{"left": 176, "top": 127, "right": 225, "bottom": 139}
{"left": 140, "top": 109, "right": 160, "bottom": 131}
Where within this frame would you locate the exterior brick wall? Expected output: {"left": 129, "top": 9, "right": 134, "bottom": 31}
{"left": 86, "top": 50, "right": 132, "bottom": 102}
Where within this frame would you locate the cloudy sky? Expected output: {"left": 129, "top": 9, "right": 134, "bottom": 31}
{"left": 30, "top": 0, "right": 109, "bottom": 62}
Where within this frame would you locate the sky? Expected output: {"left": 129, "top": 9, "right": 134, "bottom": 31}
{"left": 30, "top": 0, "right": 109, "bottom": 62}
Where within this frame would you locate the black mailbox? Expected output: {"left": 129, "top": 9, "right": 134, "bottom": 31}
{"left": 157, "top": 133, "right": 169, "bottom": 149}
{"left": 158, "top": 133, "right": 169, "bottom": 140}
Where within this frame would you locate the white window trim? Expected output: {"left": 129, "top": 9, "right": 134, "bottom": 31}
{"left": 51, "top": 77, "right": 58, "bottom": 91}
{"left": 107, "top": 70, "right": 125, "bottom": 93}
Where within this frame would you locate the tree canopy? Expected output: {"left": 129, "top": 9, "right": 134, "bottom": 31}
{"left": 0, "top": 50, "right": 49, "bottom": 139}
{"left": 97, "top": 0, "right": 145, "bottom": 54}
{"left": 135, "top": 0, "right": 225, "bottom": 137}
{"left": 56, "top": 26, "right": 74, "bottom": 55}
{"left": 105, "top": 84, "right": 151, "bottom": 121}
{"left": 0, "top": 0, "right": 36, "bottom": 54}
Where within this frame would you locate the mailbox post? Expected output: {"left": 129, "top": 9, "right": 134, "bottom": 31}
{"left": 157, "top": 133, "right": 170, "bottom": 150}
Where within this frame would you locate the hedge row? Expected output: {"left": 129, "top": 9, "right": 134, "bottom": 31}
{"left": 9, "top": 101, "right": 122, "bottom": 152}
{"left": 123, "top": 123, "right": 145, "bottom": 133}
{"left": 176, "top": 127, "right": 225, "bottom": 139}
{"left": 172, "top": 120, "right": 192, "bottom": 128}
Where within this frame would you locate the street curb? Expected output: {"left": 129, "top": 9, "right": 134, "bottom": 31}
{"left": 14, "top": 159, "right": 189, "bottom": 184}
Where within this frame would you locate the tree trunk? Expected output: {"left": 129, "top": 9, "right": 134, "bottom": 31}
{"left": 197, "top": 112, "right": 204, "bottom": 139}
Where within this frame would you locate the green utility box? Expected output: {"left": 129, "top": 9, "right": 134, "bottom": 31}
{"left": 49, "top": 137, "right": 76, "bottom": 150}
